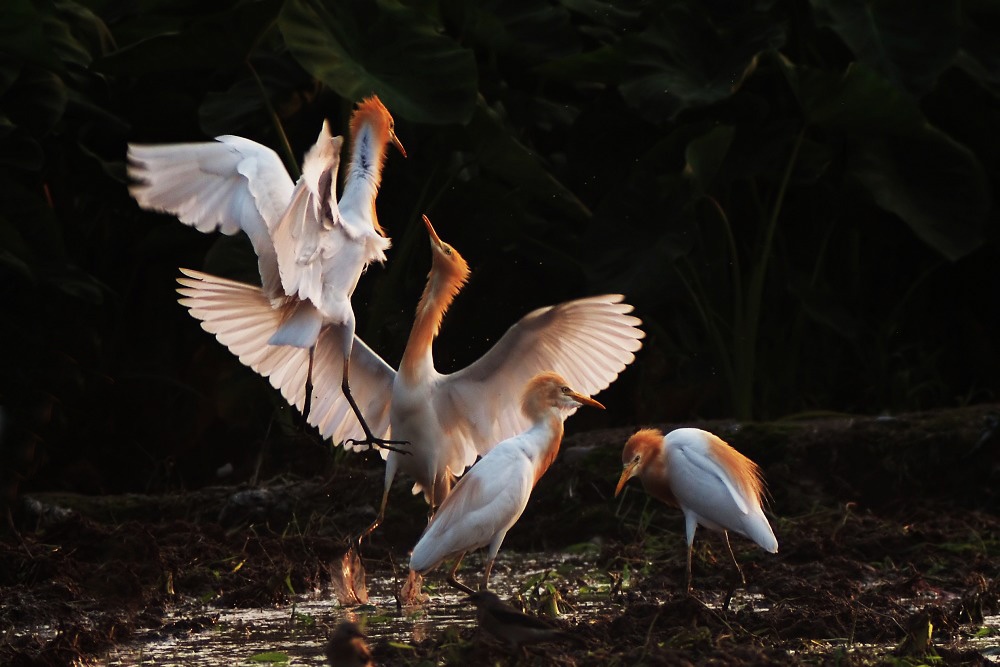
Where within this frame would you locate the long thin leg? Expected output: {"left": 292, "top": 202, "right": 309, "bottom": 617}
{"left": 684, "top": 513, "right": 699, "bottom": 595}
{"left": 359, "top": 480, "right": 391, "bottom": 541}
{"left": 723, "top": 530, "right": 746, "bottom": 586}
{"left": 686, "top": 544, "right": 693, "bottom": 595}
{"left": 302, "top": 345, "right": 315, "bottom": 425}
{"left": 426, "top": 478, "right": 438, "bottom": 523}
{"left": 447, "top": 553, "right": 474, "bottom": 594}
{"left": 340, "top": 357, "right": 410, "bottom": 454}
{"left": 482, "top": 557, "right": 496, "bottom": 591}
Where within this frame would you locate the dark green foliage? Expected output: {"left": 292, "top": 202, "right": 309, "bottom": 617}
{"left": 0, "top": 0, "right": 997, "bottom": 494}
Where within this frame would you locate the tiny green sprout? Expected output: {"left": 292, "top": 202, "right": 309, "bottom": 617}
{"left": 292, "top": 611, "right": 315, "bottom": 627}
{"left": 248, "top": 651, "right": 289, "bottom": 663}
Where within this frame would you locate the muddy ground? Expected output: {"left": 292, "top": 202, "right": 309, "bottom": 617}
{"left": 2, "top": 404, "right": 999, "bottom": 665}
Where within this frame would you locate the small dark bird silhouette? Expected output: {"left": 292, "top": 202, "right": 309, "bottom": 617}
{"left": 325, "top": 621, "right": 375, "bottom": 667}
{"left": 467, "top": 590, "right": 579, "bottom": 651}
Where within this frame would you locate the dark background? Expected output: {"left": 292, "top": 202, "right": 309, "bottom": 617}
{"left": 1, "top": 0, "right": 997, "bottom": 498}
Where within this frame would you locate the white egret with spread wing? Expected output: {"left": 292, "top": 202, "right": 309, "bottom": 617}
{"left": 129, "top": 96, "right": 406, "bottom": 451}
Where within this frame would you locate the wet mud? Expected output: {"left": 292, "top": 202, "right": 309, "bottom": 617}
{"left": 2, "top": 405, "right": 999, "bottom": 665}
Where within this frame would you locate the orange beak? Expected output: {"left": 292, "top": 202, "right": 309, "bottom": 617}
{"left": 568, "top": 390, "right": 605, "bottom": 410}
{"left": 390, "top": 130, "right": 406, "bottom": 158}
{"left": 423, "top": 215, "right": 442, "bottom": 247}
{"left": 615, "top": 460, "right": 639, "bottom": 497}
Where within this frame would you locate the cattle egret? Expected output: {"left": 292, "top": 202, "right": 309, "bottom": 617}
{"left": 408, "top": 372, "right": 604, "bottom": 593}
{"left": 616, "top": 427, "right": 778, "bottom": 592}
{"left": 130, "top": 96, "right": 407, "bottom": 451}
{"left": 176, "top": 216, "right": 644, "bottom": 525}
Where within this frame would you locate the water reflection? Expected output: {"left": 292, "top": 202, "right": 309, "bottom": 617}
{"left": 100, "top": 550, "right": 606, "bottom": 666}
{"left": 94, "top": 552, "right": 1000, "bottom": 665}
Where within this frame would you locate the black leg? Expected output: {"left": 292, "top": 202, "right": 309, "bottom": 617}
{"left": 340, "top": 359, "right": 411, "bottom": 454}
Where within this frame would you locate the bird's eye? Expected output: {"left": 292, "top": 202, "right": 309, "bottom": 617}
{"left": 633, "top": 455, "right": 640, "bottom": 463}
{"left": 444, "top": 246, "right": 453, "bottom": 256}
{"left": 561, "top": 386, "right": 570, "bottom": 393}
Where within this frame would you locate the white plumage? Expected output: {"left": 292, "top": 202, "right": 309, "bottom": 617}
{"left": 175, "top": 216, "right": 644, "bottom": 527}
{"left": 408, "top": 372, "right": 605, "bottom": 592}
{"left": 130, "top": 96, "right": 406, "bottom": 449}
{"left": 616, "top": 427, "right": 777, "bottom": 592}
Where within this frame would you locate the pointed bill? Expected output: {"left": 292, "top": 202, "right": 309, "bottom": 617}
{"left": 615, "top": 461, "right": 639, "bottom": 497}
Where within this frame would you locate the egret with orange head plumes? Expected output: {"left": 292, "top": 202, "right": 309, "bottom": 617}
{"left": 616, "top": 427, "right": 778, "bottom": 593}
{"left": 408, "top": 372, "right": 605, "bottom": 593}
{"left": 175, "top": 215, "right": 644, "bottom": 526}
{"left": 130, "top": 96, "right": 408, "bottom": 451}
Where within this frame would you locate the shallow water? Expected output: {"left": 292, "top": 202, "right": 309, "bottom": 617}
{"left": 98, "top": 550, "right": 612, "bottom": 666}
{"left": 92, "top": 549, "right": 1000, "bottom": 666}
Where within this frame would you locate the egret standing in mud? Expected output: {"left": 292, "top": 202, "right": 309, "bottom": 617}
{"left": 408, "top": 372, "right": 604, "bottom": 593}
{"left": 615, "top": 427, "right": 778, "bottom": 592}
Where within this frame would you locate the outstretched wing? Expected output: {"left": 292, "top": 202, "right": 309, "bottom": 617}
{"left": 128, "top": 136, "right": 294, "bottom": 299}
{"left": 434, "top": 295, "right": 644, "bottom": 456}
{"left": 176, "top": 268, "right": 395, "bottom": 449}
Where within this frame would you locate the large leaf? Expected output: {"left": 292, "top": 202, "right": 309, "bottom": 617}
{"left": 557, "top": 0, "right": 646, "bottom": 33}
{"left": 810, "top": 0, "right": 960, "bottom": 97}
{"left": 444, "top": 0, "right": 580, "bottom": 65}
{"left": 849, "top": 128, "right": 988, "bottom": 262}
{"left": 781, "top": 59, "right": 923, "bottom": 134}
{"left": 957, "top": 0, "right": 1000, "bottom": 88}
{"left": 468, "top": 97, "right": 590, "bottom": 220}
{"left": 4, "top": 68, "right": 69, "bottom": 138}
{"left": 279, "top": 0, "right": 477, "bottom": 124}
{"left": 543, "top": 2, "right": 786, "bottom": 121}
{"left": 782, "top": 59, "right": 989, "bottom": 261}
{"left": 683, "top": 124, "right": 734, "bottom": 195}
{"left": 97, "top": 0, "right": 282, "bottom": 74}
{"left": 0, "top": 0, "right": 64, "bottom": 71}
{"left": 42, "top": 1, "right": 111, "bottom": 71}
{"left": 198, "top": 54, "right": 314, "bottom": 137}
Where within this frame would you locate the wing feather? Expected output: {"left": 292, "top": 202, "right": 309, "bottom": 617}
{"left": 176, "top": 268, "right": 395, "bottom": 449}
{"left": 129, "top": 138, "right": 294, "bottom": 299}
{"left": 271, "top": 122, "right": 345, "bottom": 308}
{"left": 409, "top": 446, "right": 532, "bottom": 572}
{"left": 668, "top": 435, "right": 752, "bottom": 515}
{"left": 434, "top": 295, "right": 644, "bottom": 456}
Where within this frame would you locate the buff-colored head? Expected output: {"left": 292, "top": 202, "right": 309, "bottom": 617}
{"left": 423, "top": 214, "right": 470, "bottom": 289}
{"left": 616, "top": 428, "right": 664, "bottom": 496}
{"left": 350, "top": 95, "right": 406, "bottom": 156}
{"left": 520, "top": 372, "right": 605, "bottom": 419}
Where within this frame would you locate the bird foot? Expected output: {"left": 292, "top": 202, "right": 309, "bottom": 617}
{"left": 344, "top": 436, "right": 411, "bottom": 455}
{"left": 447, "top": 574, "right": 476, "bottom": 595}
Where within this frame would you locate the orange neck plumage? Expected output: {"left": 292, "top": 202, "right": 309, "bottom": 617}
{"left": 342, "top": 96, "right": 394, "bottom": 237}
{"left": 399, "top": 251, "right": 469, "bottom": 381}
{"left": 531, "top": 413, "right": 564, "bottom": 486}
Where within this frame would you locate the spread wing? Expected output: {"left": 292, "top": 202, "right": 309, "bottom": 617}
{"left": 128, "top": 136, "right": 294, "bottom": 299}
{"left": 175, "top": 268, "right": 395, "bottom": 450}
{"left": 433, "top": 295, "right": 644, "bottom": 456}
